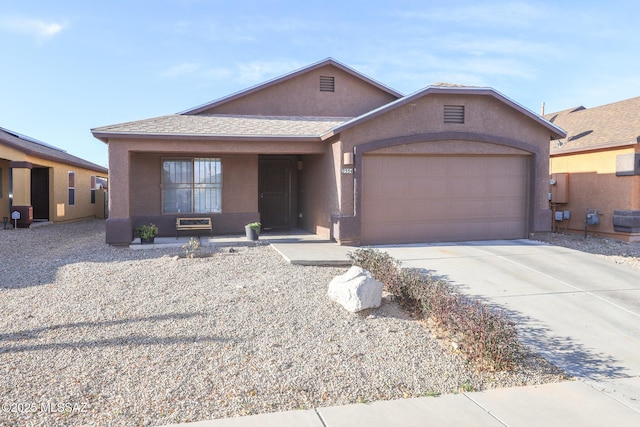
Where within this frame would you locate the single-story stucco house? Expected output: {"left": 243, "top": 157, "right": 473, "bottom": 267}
{"left": 92, "top": 58, "right": 565, "bottom": 246}
{"left": 546, "top": 96, "right": 640, "bottom": 242}
{"left": 0, "top": 126, "right": 108, "bottom": 227}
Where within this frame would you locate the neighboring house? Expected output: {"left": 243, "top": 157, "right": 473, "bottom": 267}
{"left": 0, "top": 127, "right": 109, "bottom": 227}
{"left": 92, "top": 58, "right": 565, "bottom": 246}
{"left": 545, "top": 96, "right": 640, "bottom": 242}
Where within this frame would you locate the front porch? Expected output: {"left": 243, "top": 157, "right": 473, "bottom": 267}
{"left": 129, "top": 228, "right": 352, "bottom": 266}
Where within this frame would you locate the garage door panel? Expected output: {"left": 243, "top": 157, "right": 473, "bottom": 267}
{"left": 467, "top": 179, "right": 489, "bottom": 196}
{"left": 405, "top": 201, "right": 430, "bottom": 221}
{"left": 467, "top": 199, "right": 490, "bottom": 217}
{"left": 505, "top": 178, "right": 526, "bottom": 195}
{"left": 362, "top": 155, "right": 528, "bottom": 244}
{"left": 426, "top": 158, "right": 448, "bottom": 176}
{"left": 383, "top": 177, "right": 408, "bottom": 199}
{"left": 363, "top": 175, "right": 383, "bottom": 199}
{"left": 449, "top": 178, "right": 470, "bottom": 196}
{"left": 422, "top": 178, "right": 447, "bottom": 197}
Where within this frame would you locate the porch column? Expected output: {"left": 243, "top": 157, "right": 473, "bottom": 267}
{"left": 8, "top": 161, "right": 33, "bottom": 227}
{"left": 105, "top": 142, "right": 132, "bottom": 245}
{"left": 9, "top": 161, "right": 32, "bottom": 206}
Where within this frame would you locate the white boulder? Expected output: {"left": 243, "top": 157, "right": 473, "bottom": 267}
{"left": 328, "top": 266, "right": 383, "bottom": 313}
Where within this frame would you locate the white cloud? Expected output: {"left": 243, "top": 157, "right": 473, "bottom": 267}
{"left": 0, "top": 16, "right": 65, "bottom": 40}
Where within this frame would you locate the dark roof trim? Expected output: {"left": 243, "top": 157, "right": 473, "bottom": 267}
{"left": 322, "top": 86, "right": 567, "bottom": 141}
{"left": 179, "top": 58, "right": 404, "bottom": 115}
{"left": 10, "top": 161, "right": 33, "bottom": 169}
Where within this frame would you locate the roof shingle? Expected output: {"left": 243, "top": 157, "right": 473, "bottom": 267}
{"left": 546, "top": 96, "right": 640, "bottom": 154}
{"left": 92, "top": 114, "right": 350, "bottom": 140}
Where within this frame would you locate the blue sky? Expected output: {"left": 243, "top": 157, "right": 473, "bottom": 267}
{"left": 1, "top": 0, "right": 638, "bottom": 167}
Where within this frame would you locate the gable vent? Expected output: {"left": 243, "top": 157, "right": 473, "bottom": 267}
{"left": 320, "top": 76, "right": 335, "bottom": 92}
{"left": 444, "top": 105, "right": 465, "bottom": 124}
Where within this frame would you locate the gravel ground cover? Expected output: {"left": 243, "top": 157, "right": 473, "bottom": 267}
{"left": 0, "top": 221, "right": 587, "bottom": 426}
{"left": 531, "top": 231, "right": 640, "bottom": 271}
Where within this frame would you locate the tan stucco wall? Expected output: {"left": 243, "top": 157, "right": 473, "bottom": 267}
{"left": 50, "top": 166, "right": 95, "bottom": 221}
{"left": 550, "top": 147, "right": 640, "bottom": 239}
{"left": 200, "top": 64, "right": 398, "bottom": 118}
{"left": 0, "top": 143, "right": 107, "bottom": 223}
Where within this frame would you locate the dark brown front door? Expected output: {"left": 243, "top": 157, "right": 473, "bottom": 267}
{"left": 31, "top": 167, "right": 49, "bottom": 220}
{"left": 258, "top": 156, "right": 294, "bottom": 229}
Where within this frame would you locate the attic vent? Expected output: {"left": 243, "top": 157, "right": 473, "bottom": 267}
{"left": 320, "top": 76, "right": 335, "bottom": 92}
{"left": 444, "top": 105, "right": 465, "bottom": 124}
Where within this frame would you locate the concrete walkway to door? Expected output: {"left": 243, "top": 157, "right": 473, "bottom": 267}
{"left": 377, "top": 239, "right": 640, "bottom": 412}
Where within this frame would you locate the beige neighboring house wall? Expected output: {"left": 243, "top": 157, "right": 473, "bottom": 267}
{"left": 546, "top": 97, "right": 640, "bottom": 242}
{"left": 0, "top": 127, "right": 108, "bottom": 226}
{"left": 92, "top": 58, "right": 564, "bottom": 246}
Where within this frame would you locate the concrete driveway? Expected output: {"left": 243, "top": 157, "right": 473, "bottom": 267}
{"left": 376, "top": 239, "right": 640, "bottom": 412}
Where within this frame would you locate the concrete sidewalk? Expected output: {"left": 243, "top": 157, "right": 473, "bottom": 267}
{"left": 147, "top": 236, "right": 640, "bottom": 426}
{"left": 167, "top": 380, "right": 640, "bottom": 426}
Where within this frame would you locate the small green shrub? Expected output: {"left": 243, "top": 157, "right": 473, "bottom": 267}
{"left": 349, "top": 248, "right": 521, "bottom": 371}
{"left": 246, "top": 222, "right": 262, "bottom": 235}
{"left": 136, "top": 223, "right": 158, "bottom": 239}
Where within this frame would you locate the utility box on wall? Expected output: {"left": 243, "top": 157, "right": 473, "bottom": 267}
{"left": 550, "top": 173, "right": 569, "bottom": 203}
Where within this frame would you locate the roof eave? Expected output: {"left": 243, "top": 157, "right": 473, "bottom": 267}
{"left": 0, "top": 136, "right": 108, "bottom": 174}
{"left": 551, "top": 140, "right": 638, "bottom": 155}
{"left": 90, "top": 131, "right": 324, "bottom": 143}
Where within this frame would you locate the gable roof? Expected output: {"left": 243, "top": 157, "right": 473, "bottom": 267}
{"left": 92, "top": 114, "right": 350, "bottom": 142}
{"left": 322, "top": 85, "right": 566, "bottom": 140}
{"left": 0, "top": 126, "right": 108, "bottom": 173}
{"left": 180, "top": 58, "right": 403, "bottom": 115}
{"left": 545, "top": 96, "right": 640, "bottom": 154}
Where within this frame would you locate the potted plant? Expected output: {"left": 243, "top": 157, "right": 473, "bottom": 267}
{"left": 245, "top": 222, "right": 261, "bottom": 241}
{"left": 137, "top": 223, "right": 158, "bottom": 244}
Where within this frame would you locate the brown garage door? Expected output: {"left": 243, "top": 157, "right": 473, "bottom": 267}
{"left": 361, "top": 155, "right": 528, "bottom": 244}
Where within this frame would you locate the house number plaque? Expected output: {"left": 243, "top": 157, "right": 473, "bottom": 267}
{"left": 341, "top": 168, "right": 354, "bottom": 174}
